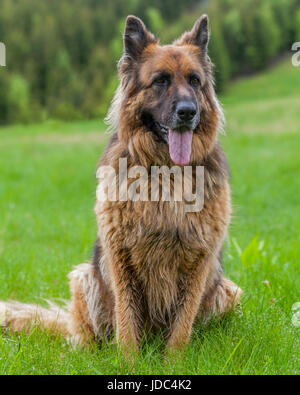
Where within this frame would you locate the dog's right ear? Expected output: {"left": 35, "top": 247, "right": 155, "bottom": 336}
{"left": 124, "top": 15, "right": 156, "bottom": 61}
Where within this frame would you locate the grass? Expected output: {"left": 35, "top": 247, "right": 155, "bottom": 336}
{"left": 0, "top": 59, "right": 299, "bottom": 375}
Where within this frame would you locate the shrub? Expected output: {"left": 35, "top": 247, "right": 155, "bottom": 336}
{"left": 7, "top": 74, "right": 31, "bottom": 123}
{"left": 241, "top": 0, "right": 281, "bottom": 71}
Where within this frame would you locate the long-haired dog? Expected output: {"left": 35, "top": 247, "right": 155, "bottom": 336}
{"left": 0, "top": 15, "right": 242, "bottom": 355}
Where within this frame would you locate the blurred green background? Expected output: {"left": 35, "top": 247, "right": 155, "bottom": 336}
{"left": 0, "top": 0, "right": 300, "bottom": 374}
{"left": 0, "top": 0, "right": 300, "bottom": 125}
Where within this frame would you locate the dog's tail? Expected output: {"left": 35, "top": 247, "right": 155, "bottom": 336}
{"left": 0, "top": 299, "right": 71, "bottom": 338}
{"left": 0, "top": 263, "right": 108, "bottom": 346}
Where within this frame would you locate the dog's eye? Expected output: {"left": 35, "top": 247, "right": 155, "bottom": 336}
{"left": 154, "top": 76, "right": 169, "bottom": 87}
{"left": 190, "top": 76, "right": 201, "bottom": 88}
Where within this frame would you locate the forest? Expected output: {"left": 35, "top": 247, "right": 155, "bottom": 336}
{"left": 0, "top": 0, "right": 299, "bottom": 124}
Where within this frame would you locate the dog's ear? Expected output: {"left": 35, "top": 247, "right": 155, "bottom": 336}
{"left": 123, "top": 15, "right": 156, "bottom": 60}
{"left": 179, "top": 15, "right": 209, "bottom": 53}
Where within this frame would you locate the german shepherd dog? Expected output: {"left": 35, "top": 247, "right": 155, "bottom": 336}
{"left": 0, "top": 15, "right": 242, "bottom": 355}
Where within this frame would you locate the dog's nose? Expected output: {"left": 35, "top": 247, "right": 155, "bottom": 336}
{"left": 176, "top": 101, "right": 197, "bottom": 122}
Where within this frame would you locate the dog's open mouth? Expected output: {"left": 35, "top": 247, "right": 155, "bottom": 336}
{"left": 142, "top": 113, "right": 194, "bottom": 166}
{"left": 157, "top": 123, "right": 193, "bottom": 166}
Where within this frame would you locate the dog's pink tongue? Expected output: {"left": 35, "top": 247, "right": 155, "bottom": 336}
{"left": 168, "top": 129, "right": 193, "bottom": 165}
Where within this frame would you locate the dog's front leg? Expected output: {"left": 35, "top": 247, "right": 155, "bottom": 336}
{"left": 108, "top": 251, "right": 144, "bottom": 355}
{"left": 166, "top": 258, "right": 211, "bottom": 354}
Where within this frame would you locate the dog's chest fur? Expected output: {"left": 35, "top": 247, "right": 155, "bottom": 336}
{"left": 96, "top": 176, "right": 230, "bottom": 327}
{"left": 130, "top": 202, "right": 205, "bottom": 326}
{"left": 95, "top": 137, "right": 231, "bottom": 327}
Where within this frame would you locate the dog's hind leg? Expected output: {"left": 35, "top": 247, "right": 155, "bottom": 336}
{"left": 68, "top": 262, "right": 115, "bottom": 346}
{"left": 198, "top": 276, "right": 242, "bottom": 322}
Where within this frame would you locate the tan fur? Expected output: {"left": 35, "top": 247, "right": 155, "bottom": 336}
{"left": 0, "top": 15, "right": 242, "bottom": 355}
{"left": 0, "top": 300, "right": 70, "bottom": 336}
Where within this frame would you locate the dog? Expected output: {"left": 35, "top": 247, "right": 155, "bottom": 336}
{"left": 0, "top": 15, "right": 242, "bottom": 355}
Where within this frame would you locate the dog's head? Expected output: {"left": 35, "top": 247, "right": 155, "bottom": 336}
{"left": 107, "top": 15, "right": 222, "bottom": 166}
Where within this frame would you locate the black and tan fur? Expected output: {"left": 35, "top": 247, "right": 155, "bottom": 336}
{"left": 0, "top": 15, "right": 242, "bottom": 355}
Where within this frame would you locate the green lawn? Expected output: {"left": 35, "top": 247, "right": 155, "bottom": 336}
{"left": 0, "top": 59, "right": 299, "bottom": 375}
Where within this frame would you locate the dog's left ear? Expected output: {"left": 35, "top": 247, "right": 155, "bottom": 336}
{"left": 179, "top": 15, "right": 209, "bottom": 53}
{"left": 123, "top": 15, "right": 156, "bottom": 61}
